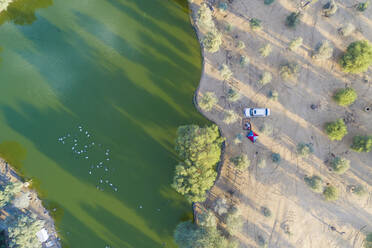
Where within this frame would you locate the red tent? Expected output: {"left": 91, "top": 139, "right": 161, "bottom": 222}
{"left": 247, "top": 130, "right": 258, "bottom": 143}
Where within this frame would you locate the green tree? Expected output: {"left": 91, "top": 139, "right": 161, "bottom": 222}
{"left": 339, "top": 40, "right": 372, "bottom": 73}
{"left": 0, "top": 182, "right": 23, "bottom": 208}
{"left": 325, "top": 119, "right": 348, "bottom": 141}
{"left": 333, "top": 87, "right": 357, "bottom": 106}
{"left": 225, "top": 207, "right": 244, "bottom": 235}
{"left": 331, "top": 157, "right": 350, "bottom": 174}
{"left": 288, "top": 37, "right": 303, "bottom": 51}
{"left": 230, "top": 154, "right": 250, "bottom": 171}
{"left": 323, "top": 185, "right": 339, "bottom": 201}
{"left": 7, "top": 214, "right": 44, "bottom": 248}
{"left": 172, "top": 125, "right": 224, "bottom": 203}
{"left": 203, "top": 30, "right": 222, "bottom": 53}
{"left": 351, "top": 135, "right": 372, "bottom": 152}
{"left": 174, "top": 221, "right": 238, "bottom": 248}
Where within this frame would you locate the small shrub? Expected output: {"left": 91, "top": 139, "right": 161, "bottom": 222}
{"left": 230, "top": 154, "right": 250, "bottom": 171}
{"left": 271, "top": 153, "right": 281, "bottom": 163}
{"left": 214, "top": 198, "right": 229, "bottom": 216}
{"left": 333, "top": 88, "right": 357, "bottom": 106}
{"left": 203, "top": 30, "right": 222, "bottom": 53}
{"left": 261, "top": 207, "right": 272, "bottom": 217}
{"left": 227, "top": 88, "right": 240, "bottom": 102}
{"left": 339, "top": 40, "right": 372, "bottom": 74}
{"left": 352, "top": 185, "right": 367, "bottom": 197}
{"left": 12, "top": 192, "right": 30, "bottom": 209}
{"left": 259, "top": 123, "right": 273, "bottom": 136}
{"left": 237, "top": 40, "right": 245, "bottom": 50}
{"left": 286, "top": 12, "right": 302, "bottom": 28}
{"left": 325, "top": 119, "right": 348, "bottom": 141}
{"left": 338, "top": 24, "right": 355, "bottom": 37}
{"left": 250, "top": 18, "right": 262, "bottom": 31}
{"left": 198, "top": 210, "right": 217, "bottom": 228}
{"left": 288, "top": 37, "right": 303, "bottom": 51}
{"left": 323, "top": 185, "right": 339, "bottom": 201}
{"left": 240, "top": 55, "right": 249, "bottom": 66}
{"left": 280, "top": 62, "right": 299, "bottom": 81}
{"left": 323, "top": 0, "right": 338, "bottom": 17}
{"left": 225, "top": 22, "right": 233, "bottom": 32}
{"left": 233, "top": 133, "right": 243, "bottom": 144}
{"left": 268, "top": 90, "right": 278, "bottom": 101}
{"left": 220, "top": 64, "right": 233, "bottom": 80}
{"left": 312, "top": 40, "right": 333, "bottom": 60}
{"left": 365, "top": 233, "right": 372, "bottom": 248}
{"left": 351, "top": 135, "right": 372, "bottom": 152}
{"left": 259, "top": 72, "right": 272, "bottom": 85}
{"left": 357, "top": 0, "right": 369, "bottom": 11}
{"left": 264, "top": 0, "right": 275, "bottom": 5}
{"left": 259, "top": 44, "right": 272, "bottom": 57}
{"left": 199, "top": 92, "right": 218, "bottom": 111}
{"left": 331, "top": 157, "right": 350, "bottom": 174}
{"left": 197, "top": 3, "right": 215, "bottom": 30}
{"left": 223, "top": 110, "right": 239, "bottom": 124}
{"left": 297, "top": 143, "right": 313, "bottom": 157}
{"left": 304, "top": 175, "right": 322, "bottom": 193}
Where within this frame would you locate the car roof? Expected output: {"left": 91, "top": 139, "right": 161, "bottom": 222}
{"left": 254, "top": 109, "right": 266, "bottom": 115}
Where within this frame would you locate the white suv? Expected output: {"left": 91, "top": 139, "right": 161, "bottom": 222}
{"left": 244, "top": 108, "right": 270, "bottom": 117}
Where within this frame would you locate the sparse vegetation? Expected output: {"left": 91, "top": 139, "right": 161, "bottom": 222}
{"left": 268, "top": 90, "right": 278, "bottom": 101}
{"left": 357, "top": 0, "right": 369, "bottom": 11}
{"left": 297, "top": 143, "right": 313, "bottom": 157}
{"left": 223, "top": 110, "right": 239, "bottom": 124}
{"left": 351, "top": 135, "right": 372, "bottom": 152}
{"left": 271, "top": 153, "right": 281, "bottom": 163}
{"left": 339, "top": 40, "right": 372, "bottom": 74}
{"left": 203, "top": 30, "right": 222, "bottom": 53}
{"left": 323, "top": 0, "right": 338, "bottom": 17}
{"left": 304, "top": 175, "right": 323, "bottom": 193}
{"left": 199, "top": 92, "right": 218, "bottom": 111}
{"left": 323, "top": 185, "right": 339, "bottom": 201}
{"left": 219, "top": 2, "right": 228, "bottom": 11}
{"left": 338, "top": 24, "right": 355, "bottom": 37}
{"left": 198, "top": 210, "right": 217, "bottom": 228}
{"left": 230, "top": 154, "right": 250, "bottom": 171}
{"left": 280, "top": 62, "right": 299, "bottom": 81}
{"left": 257, "top": 235, "right": 268, "bottom": 248}
{"left": 257, "top": 158, "right": 266, "bottom": 168}
{"left": 172, "top": 125, "right": 224, "bottom": 203}
{"left": 331, "top": 157, "right": 350, "bottom": 174}
{"left": 250, "top": 18, "right": 262, "bottom": 31}
{"left": 312, "top": 40, "right": 333, "bottom": 60}
{"left": 214, "top": 198, "right": 229, "bottom": 216}
{"left": 365, "top": 232, "right": 372, "bottom": 248}
{"left": 258, "top": 72, "right": 272, "bottom": 85}
{"left": 286, "top": 12, "right": 301, "bottom": 28}
{"left": 352, "top": 185, "right": 367, "bottom": 197}
{"left": 220, "top": 64, "right": 233, "bottom": 80}
{"left": 325, "top": 119, "right": 348, "bottom": 141}
{"left": 259, "top": 44, "right": 272, "bottom": 57}
{"left": 227, "top": 88, "right": 240, "bottom": 102}
{"left": 261, "top": 206, "right": 272, "bottom": 217}
{"left": 333, "top": 87, "right": 357, "bottom": 106}
{"left": 288, "top": 37, "right": 303, "bottom": 51}
{"left": 259, "top": 123, "right": 273, "bottom": 136}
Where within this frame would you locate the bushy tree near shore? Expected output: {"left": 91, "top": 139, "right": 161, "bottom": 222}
{"left": 351, "top": 135, "right": 372, "bottom": 152}
{"left": 7, "top": 214, "right": 44, "bottom": 248}
{"left": 172, "top": 125, "right": 224, "bottom": 203}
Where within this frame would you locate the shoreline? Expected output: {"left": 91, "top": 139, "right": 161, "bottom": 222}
{"left": 0, "top": 159, "right": 61, "bottom": 248}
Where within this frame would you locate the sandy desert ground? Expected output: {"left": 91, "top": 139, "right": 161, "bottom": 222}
{"left": 190, "top": 0, "right": 372, "bottom": 247}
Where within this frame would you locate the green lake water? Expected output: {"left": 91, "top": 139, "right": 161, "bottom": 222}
{"left": 0, "top": 0, "right": 206, "bottom": 247}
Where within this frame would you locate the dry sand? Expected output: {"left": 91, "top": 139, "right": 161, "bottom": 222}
{"left": 190, "top": 0, "right": 372, "bottom": 247}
